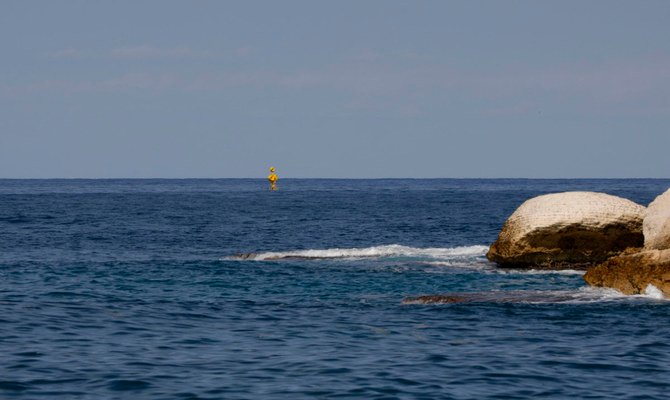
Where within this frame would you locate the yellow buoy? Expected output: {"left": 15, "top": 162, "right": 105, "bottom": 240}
{"left": 267, "top": 167, "right": 278, "bottom": 191}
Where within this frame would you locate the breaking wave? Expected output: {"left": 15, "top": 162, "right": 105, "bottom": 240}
{"left": 226, "top": 244, "right": 489, "bottom": 261}
{"left": 643, "top": 284, "right": 666, "bottom": 300}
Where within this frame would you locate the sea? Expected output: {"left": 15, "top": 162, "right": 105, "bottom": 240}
{"left": 1, "top": 178, "right": 669, "bottom": 400}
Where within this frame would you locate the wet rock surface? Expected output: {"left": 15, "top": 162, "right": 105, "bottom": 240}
{"left": 584, "top": 249, "right": 670, "bottom": 296}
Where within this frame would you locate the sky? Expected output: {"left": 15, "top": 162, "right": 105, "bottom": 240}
{"left": 1, "top": 0, "right": 669, "bottom": 178}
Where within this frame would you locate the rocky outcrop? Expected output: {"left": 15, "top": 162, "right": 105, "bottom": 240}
{"left": 583, "top": 187, "right": 670, "bottom": 296}
{"left": 644, "top": 188, "right": 670, "bottom": 250}
{"left": 583, "top": 249, "right": 670, "bottom": 296}
{"left": 487, "top": 192, "right": 645, "bottom": 268}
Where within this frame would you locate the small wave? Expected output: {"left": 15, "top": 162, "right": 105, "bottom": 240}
{"left": 494, "top": 268, "right": 586, "bottom": 276}
{"left": 403, "top": 286, "right": 669, "bottom": 305}
{"left": 421, "top": 260, "right": 493, "bottom": 272}
{"left": 643, "top": 284, "right": 666, "bottom": 300}
{"left": 582, "top": 286, "right": 667, "bottom": 302}
{"left": 226, "top": 244, "right": 489, "bottom": 261}
{"left": 571, "top": 286, "right": 669, "bottom": 303}
{"left": 422, "top": 261, "right": 585, "bottom": 274}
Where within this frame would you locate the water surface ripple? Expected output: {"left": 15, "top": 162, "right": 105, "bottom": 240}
{"left": 1, "top": 179, "right": 669, "bottom": 399}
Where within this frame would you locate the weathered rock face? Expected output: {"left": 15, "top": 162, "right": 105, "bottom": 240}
{"left": 487, "top": 192, "right": 645, "bottom": 268}
{"left": 644, "top": 188, "right": 670, "bottom": 250}
{"left": 584, "top": 249, "right": 670, "bottom": 296}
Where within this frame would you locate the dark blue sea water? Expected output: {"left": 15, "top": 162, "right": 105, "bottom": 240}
{"left": 1, "top": 179, "right": 670, "bottom": 399}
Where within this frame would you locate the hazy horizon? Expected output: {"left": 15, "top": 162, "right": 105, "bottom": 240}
{"left": 2, "top": 177, "right": 670, "bottom": 181}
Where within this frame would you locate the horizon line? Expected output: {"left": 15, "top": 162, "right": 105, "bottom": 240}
{"left": 0, "top": 177, "right": 668, "bottom": 180}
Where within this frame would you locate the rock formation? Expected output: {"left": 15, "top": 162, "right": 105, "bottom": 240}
{"left": 583, "top": 188, "right": 670, "bottom": 297}
{"left": 583, "top": 249, "right": 670, "bottom": 296}
{"left": 487, "top": 192, "right": 645, "bottom": 268}
{"left": 643, "top": 188, "right": 670, "bottom": 250}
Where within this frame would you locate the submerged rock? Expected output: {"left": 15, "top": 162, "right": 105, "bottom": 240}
{"left": 402, "top": 291, "right": 582, "bottom": 304}
{"left": 234, "top": 253, "right": 256, "bottom": 260}
{"left": 487, "top": 192, "right": 645, "bottom": 268}
{"left": 644, "top": 188, "right": 670, "bottom": 250}
{"left": 583, "top": 249, "right": 670, "bottom": 297}
{"left": 402, "top": 295, "right": 470, "bottom": 304}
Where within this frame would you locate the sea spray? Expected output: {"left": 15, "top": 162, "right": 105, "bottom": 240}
{"left": 644, "top": 284, "right": 666, "bottom": 299}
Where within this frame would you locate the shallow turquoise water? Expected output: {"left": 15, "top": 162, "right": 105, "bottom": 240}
{"left": 1, "top": 179, "right": 669, "bottom": 399}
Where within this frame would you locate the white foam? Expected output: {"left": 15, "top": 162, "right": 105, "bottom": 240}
{"left": 561, "top": 286, "right": 669, "bottom": 303}
{"left": 569, "top": 286, "right": 629, "bottom": 302}
{"left": 495, "top": 287, "right": 644, "bottom": 304}
{"left": 422, "top": 260, "right": 493, "bottom": 272}
{"left": 422, "top": 261, "right": 586, "bottom": 275}
{"left": 643, "top": 284, "right": 666, "bottom": 300}
{"left": 403, "top": 285, "right": 670, "bottom": 305}
{"left": 495, "top": 269, "right": 586, "bottom": 276}
{"left": 402, "top": 287, "right": 630, "bottom": 305}
{"left": 229, "top": 244, "right": 489, "bottom": 261}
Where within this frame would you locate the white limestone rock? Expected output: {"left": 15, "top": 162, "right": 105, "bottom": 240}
{"left": 644, "top": 188, "right": 670, "bottom": 250}
{"left": 487, "top": 192, "right": 645, "bottom": 268}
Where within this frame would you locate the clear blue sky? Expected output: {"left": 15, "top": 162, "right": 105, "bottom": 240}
{"left": 1, "top": 0, "right": 669, "bottom": 178}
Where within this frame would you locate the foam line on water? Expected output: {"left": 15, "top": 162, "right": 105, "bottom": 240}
{"left": 568, "top": 286, "right": 668, "bottom": 302}
{"left": 571, "top": 286, "right": 667, "bottom": 302}
{"left": 494, "top": 268, "right": 586, "bottom": 276}
{"left": 403, "top": 286, "right": 669, "bottom": 305}
{"left": 421, "top": 261, "right": 587, "bottom": 274}
{"left": 227, "top": 244, "right": 489, "bottom": 261}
